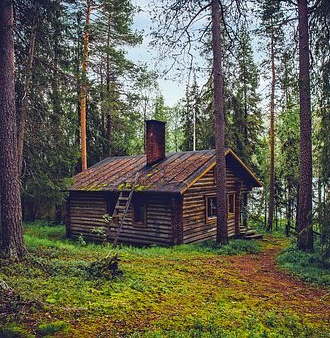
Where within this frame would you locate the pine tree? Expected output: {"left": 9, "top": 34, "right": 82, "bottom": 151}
{"left": 15, "top": 0, "right": 81, "bottom": 220}
{"left": 211, "top": 0, "right": 228, "bottom": 244}
{"left": 256, "top": 0, "right": 284, "bottom": 231}
{"left": 0, "top": 0, "right": 27, "bottom": 258}
{"left": 227, "top": 24, "right": 262, "bottom": 166}
{"left": 79, "top": 0, "right": 91, "bottom": 171}
{"left": 296, "top": 0, "right": 313, "bottom": 251}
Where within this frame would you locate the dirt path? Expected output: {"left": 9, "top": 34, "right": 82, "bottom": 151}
{"left": 227, "top": 238, "right": 330, "bottom": 324}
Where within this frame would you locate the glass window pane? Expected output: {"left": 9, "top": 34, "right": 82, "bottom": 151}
{"left": 207, "top": 196, "right": 217, "bottom": 219}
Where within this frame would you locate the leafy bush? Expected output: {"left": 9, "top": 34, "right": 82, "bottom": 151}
{"left": 200, "top": 239, "right": 261, "bottom": 255}
{"left": 87, "top": 254, "right": 123, "bottom": 280}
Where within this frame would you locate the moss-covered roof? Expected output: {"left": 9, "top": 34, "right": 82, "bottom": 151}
{"left": 69, "top": 149, "right": 262, "bottom": 193}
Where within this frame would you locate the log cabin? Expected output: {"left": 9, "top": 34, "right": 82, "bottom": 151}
{"left": 66, "top": 120, "right": 262, "bottom": 245}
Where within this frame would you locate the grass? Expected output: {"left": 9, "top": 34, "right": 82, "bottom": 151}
{"left": 277, "top": 239, "right": 330, "bottom": 288}
{"left": 0, "top": 222, "right": 330, "bottom": 337}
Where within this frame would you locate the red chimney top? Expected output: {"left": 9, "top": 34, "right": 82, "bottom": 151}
{"left": 146, "top": 120, "right": 166, "bottom": 166}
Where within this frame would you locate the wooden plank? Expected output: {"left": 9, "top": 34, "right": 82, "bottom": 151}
{"left": 117, "top": 233, "right": 172, "bottom": 243}
{"left": 180, "top": 162, "right": 216, "bottom": 194}
{"left": 70, "top": 204, "right": 106, "bottom": 210}
{"left": 115, "top": 229, "right": 172, "bottom": 239}
{"left": 70, "top": 217, "right": 105, "bottom": 224}
{"left": 70, "top": 210, "right": 107, "bottom": 216}
{"left": 183, "top": 231, "right": 217, "bottom": 244}
{"left": 183, "top": 227, "right": 217, "bottom": 238}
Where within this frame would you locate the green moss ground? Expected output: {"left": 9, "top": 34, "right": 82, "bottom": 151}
{"left": 1, "top": 222, "right": 330, "bottom": 337}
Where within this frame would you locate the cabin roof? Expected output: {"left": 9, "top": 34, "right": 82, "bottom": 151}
{"left": 69, "top": 149, "right": 262, "bottom": 194}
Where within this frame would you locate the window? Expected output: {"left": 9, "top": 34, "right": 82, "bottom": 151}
{"left": 206, "top": 196, "right": 217, "bottom": 221}
{"left": 133, "top": 199, "right": 146, "bottom": 225}
{"left": 205, "top": 194, "right": 235, "bottom": 221}
{"left": 227, "top": 194, "right": 235, "bottom": 216}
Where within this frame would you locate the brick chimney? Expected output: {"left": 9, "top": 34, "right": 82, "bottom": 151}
{"left": 146, "top": 120, "right": 166, "bottom": 166}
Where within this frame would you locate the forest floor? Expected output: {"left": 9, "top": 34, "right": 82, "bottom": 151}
{"left": 1, "top": 223, "right": 330, "bottom": 337}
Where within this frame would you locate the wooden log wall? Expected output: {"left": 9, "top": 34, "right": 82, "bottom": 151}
{"left": 182, "top": 166, "right": 249, "bottom": 244}
{"left": 67, "top": 192, "right": 174, "bottom": 246}
{"left": 112, "top": 194, "right": 173, "bottom": 246}
{"left": 67, "top": 192, "right": 108, "bottom": 242}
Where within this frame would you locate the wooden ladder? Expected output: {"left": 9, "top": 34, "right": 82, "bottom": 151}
{"left": 109, "top": 172, "right": 139, "bottom": 248}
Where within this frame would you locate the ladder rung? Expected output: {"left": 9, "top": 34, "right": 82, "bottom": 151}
{"left": 112, "top": 212, "right": 122, "bottom": 216}
{"left": 118, "top": 197, "right": 129, "bottom": 201}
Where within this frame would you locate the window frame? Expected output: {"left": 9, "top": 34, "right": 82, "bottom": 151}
{"left": 227, "top": 193, "right": 235, "bottom": 217}
{"left": 205, "top": 194, "right": 217, "bottom": 222}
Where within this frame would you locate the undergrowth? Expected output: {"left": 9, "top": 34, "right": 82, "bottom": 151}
{"left": 277, "top": 239, "right": 330, "bottom": 288}
{"left": 23, "top": 222, "right": 262, "bottom": 259}
{"left": 0, "top": 222, "right": 329, "bottom": 337}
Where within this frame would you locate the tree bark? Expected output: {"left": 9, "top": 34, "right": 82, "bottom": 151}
{"left": 0, "top": 0, "right": 27, "bottom": 259}
{"left": 106, "top": 14, "right": 112, "bottom": 156}
{"left": 80, "top": 0, "right": 91, "bottom": 171}
{"left": 286, "top": 181, "right": 291, "bottom": 237}
{"left": 296, "top": 0, "right": 313, "bottom": 251}
{"left": 74, "top": 13, "right": 82, "bottom": 174}
{"left": 268, "top": 30, "right": 275, "bottom": 232}
{"left": 211, "top": 0, "right": 228, "bottom": 244}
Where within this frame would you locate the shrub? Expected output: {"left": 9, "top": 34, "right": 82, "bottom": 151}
{"left": 37, "top": 320, "right": 69, "bottom": 336}
{"left": 277, "top": 243, "right": 330, "bottom": 288}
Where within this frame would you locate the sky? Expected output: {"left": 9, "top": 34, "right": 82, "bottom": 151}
{"left": 125, "top": 0, "right": 270, "bottom": 109}
{"left": 126, "top": 0, "right": 207, "bottom": 107}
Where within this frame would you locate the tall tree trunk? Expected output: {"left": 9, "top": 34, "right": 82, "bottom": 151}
{"left": 100, "top": 69, "right": 105, "bottom": 135}
{"left": 211, "top": 0, "right": 228, "bottom": 244}
{"left": 268, "top": 30, "right": 275, "bottom": 232}
{"left": 286, "top": 182, "right": 291, "bottom": 237}
{"left": 296, "top": 0, "right": 313, "bottom": 251}
{"left": 106, "top": 14, "right": 112, "bottom": 156}
{"left": 264, "top": 191, "right": 267, "bottom": 228}
{"left": 17, "top": 16, "right": 37, "bottom": 175}
{"left": 80, "top": 0, "right": 91, "bottom": 171}
{"left": 0, "top": 0, "right": 27, "bottom": 259}
{"left": 74, "top": 14, "right": 82, "bottom": 174}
